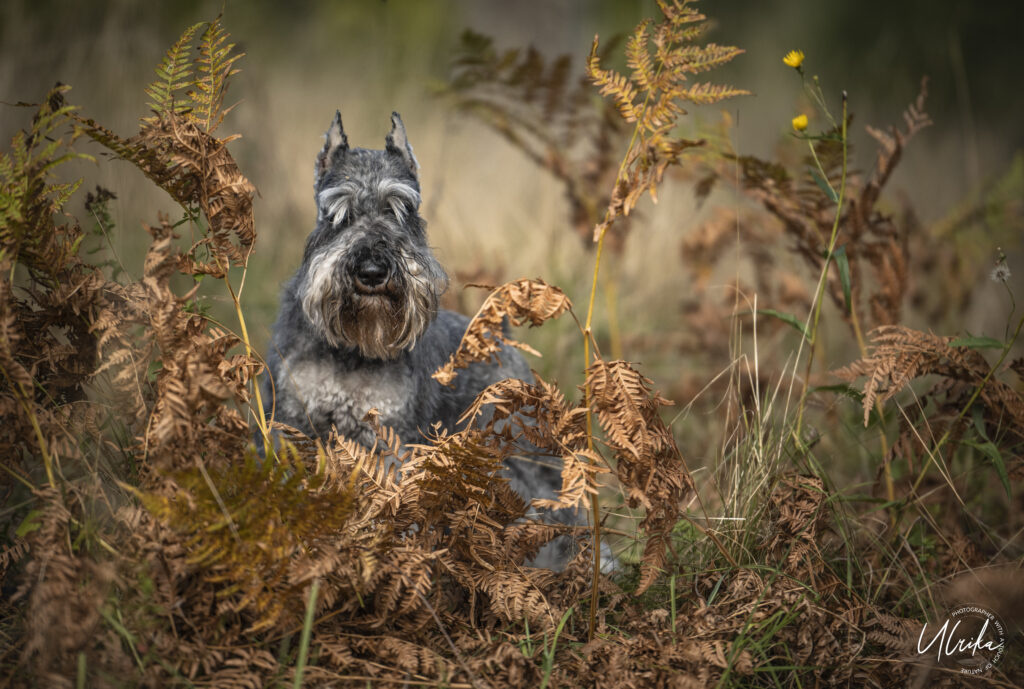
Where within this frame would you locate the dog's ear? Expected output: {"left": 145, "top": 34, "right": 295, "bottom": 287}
{"left": 315, "top": 110, "right": 348, "bottom": 185}
{"left": 385, "top": 112, "right": 418, "bottom": 177}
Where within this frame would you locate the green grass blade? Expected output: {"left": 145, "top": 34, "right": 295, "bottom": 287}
{"left": 76, "top": 652, "right": 86, "bottom": 689}
{"left": 949, "top": 335, "right": 1005, "bottom": 349}
{"left": 757, "top": 309, "right": 810, "bottom": 340}
{"left": 809, "top": 166, "right": 839, "bottom": 202}
{"left": 292, "top": 578, "right": 320, "bottom": 689}
{"left": 540, "top": 606, "right": 573, "bottom": 689}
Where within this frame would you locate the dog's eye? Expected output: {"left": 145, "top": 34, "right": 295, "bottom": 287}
{"left": 333, "top": 210, "right": 353, "bottom": 229}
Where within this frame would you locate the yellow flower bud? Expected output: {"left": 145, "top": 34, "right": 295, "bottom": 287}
{"left": 792, "top": 114, "right": 808, "bottom": 131}
{"left": 783, "top": 50, "right": 805, "bottom": 69}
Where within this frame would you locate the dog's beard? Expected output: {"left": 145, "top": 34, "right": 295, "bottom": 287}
{"left": 301, "top": 253, "right": 441, "bottom": 359}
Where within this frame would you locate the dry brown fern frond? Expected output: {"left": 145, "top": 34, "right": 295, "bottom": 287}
{"left": 832, "top": 325, "right": 1007, "bottom": 427}
{"left": 587, "top": 0, "right": 747, "bottom": 242}
{"left": 139, "top": 219, "right": 257, "bottom": 474}
{"left": 857, "top": 77, "right": 933, "bottom": 221}
{"left": 433, "top": 278, "right": 572, "bottom": 386}
{"left": 836, "top": 325, "right": 1024, "bottom": 509}
{"left": 456, "top": 374, "right": 607, "bottom": 512}
{"left": 14, "top": 489, "right": 125, "bottom": 682}
{"left": 412, "top": 424, "right": 523, "bottom": 516}
{"left": 585, "top": 359, "right": 694, "bottom": 594}
{"left": 0, "top": 538, "right": 28, "bottom": 584}
{"left": 472, "top": 567, "right": 560, "bottom": 630}
{"left": 766, "top": 474, "right": 830, "bottom": 578}
{"left": 408, "top": 415, "right": 567, "bottom": 578}
{"left": 587, "top": 359, "right": 675, "bottom": 463}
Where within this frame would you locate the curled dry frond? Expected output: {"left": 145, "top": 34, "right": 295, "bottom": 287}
{"left": 433, "top": 278, "right": 572, "bottom": 386}
{"left": 767, "top": 474, "right": 830, "bottom": 577}
{"left": 860, "top": 77, "right": 933, "bottom": 215}
{"left": 140, "top": 219, "right": 258, "bottom": 473}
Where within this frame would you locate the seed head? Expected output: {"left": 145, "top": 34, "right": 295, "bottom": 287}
{"left": 990, "top": 248, "right": 1011, "bottom": 283}
{"left": 990, "top": 263, "right": 1011, "bottom": 283}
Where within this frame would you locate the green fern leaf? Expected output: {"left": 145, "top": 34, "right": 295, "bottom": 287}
{"left": 191, "top": 16, "right": 244, "bottom": 133}
{"left": 143, "top": 22, "right": 201, "bottom": 124}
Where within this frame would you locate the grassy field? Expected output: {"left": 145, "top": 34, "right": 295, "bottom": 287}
{"left": 2, "top": 2, "right": 1023, "bottom": 687}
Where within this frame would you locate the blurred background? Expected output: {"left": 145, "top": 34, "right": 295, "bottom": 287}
{"left": 3, "top": 0, "right": 1022, "bottom": 459}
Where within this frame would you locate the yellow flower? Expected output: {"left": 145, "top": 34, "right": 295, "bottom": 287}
{"left": 783, "top": 50, "right": 805, "bottom": 69}
{"left": 792, "top": 114, "right": 808, "bottom": 131}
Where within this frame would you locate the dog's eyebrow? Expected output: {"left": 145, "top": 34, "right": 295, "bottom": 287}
{"left": 319, "top": 181, "right": 362, "bottom": 227}
{"left": 377, "top": 179, "right": 420, "bottom": 224}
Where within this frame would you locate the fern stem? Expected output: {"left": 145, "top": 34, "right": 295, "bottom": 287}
{"left": 222, "top": 270, "right": 272, "bottom": 455}
{"left": 582, "top": 163, "right": 627, "bottom": 644}
{"left": 582, "top": 284, "right": 603, "bottom": 645}
{"left": 604, "top": 268, "right": 623, "bottom": 360}
{"left": 76, "top": 652, "right": 86, "bottom": 689}
{"left": 794, "top": 94, "right": 848, "bottom": 445}
{"left": 581, "top": 29, "right": 662, "bottom": 641}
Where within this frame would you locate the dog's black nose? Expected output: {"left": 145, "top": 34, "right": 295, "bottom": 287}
{"left": 355, "top": 256, "right": 390, "bottom": 289}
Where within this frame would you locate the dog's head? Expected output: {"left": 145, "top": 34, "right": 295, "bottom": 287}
{"left": 298, "top": 111, "right": 448, "bottom": 360}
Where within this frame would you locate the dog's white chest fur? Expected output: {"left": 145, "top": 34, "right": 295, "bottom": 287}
{"left": 276, "top": 355, "right": 410, "bottom": 442}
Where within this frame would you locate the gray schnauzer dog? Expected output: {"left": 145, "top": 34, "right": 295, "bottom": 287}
{"left": 263, "top": 111, "right": 581, "bottom": 567}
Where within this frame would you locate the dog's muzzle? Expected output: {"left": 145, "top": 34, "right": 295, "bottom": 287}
{"left": 349, "top": 245, "right": 398, "bottom": 296}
